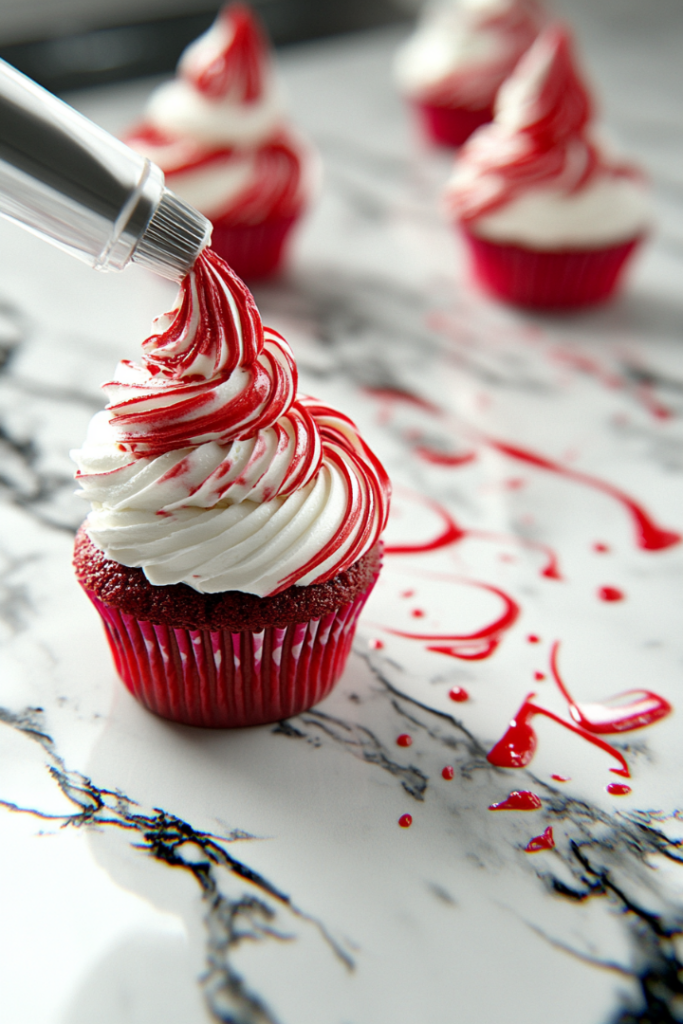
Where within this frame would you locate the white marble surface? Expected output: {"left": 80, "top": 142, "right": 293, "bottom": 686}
{"left": 1, "top": 12, "right": 683, "bottom": 1024}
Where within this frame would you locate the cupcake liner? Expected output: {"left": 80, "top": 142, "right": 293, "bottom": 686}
{"left": 414, "top": 101, "right": 493, "bottom": 147}
{"left": 210, "top": 215, "right": 298, "bottom": 280}
{"left": 461, "top": 229, "right": 642, "bottom": 309}
{"left": 84, "top": 584, "right": 375, "bottom": 729}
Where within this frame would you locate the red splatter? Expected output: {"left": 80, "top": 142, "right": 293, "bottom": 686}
{"left": 551, "top": 775, "right": 570, "bottom": 782}
{"left": 397, "top": 734, "right": 413, "bottom": 747}
{"left": 398, "top": 814, "right": 413, "bottom": 828}
{"left": 400, "top": 589, "right": 415, "bottom": 598}
{"left": 448, "top": 688, "right": 471, "bottom": 704}
{"left": 534, "top": 671, "right": 546, "bottom": 681}
{"left": 449, "top": 687, "right": 469, "bottom": 703}
{"left": 549, "top": 641, "right": 672, "bottom": 734}
{"left": 442, "top": 766, "right": 455, "bottom": 780}
{"left": 598, "top": 586, "right": 624, "bottom": 602}
{"left": 368, "top": 638, "right": 384, "bottom": 650}
{"left": 526, "top": 826, "right": 555, "bottom": 853}
{"left": 486, "top": 693, "right": 631, "bottom": 778}
{"left": 528, "top": 635, "right": 540, "bottom": 644}
{"left": 489, "top": 790, "right": 542, "bottom": 811}
{"left": 607, "top": 783, "right": 632, "bottom": 796}
{"left": 593, "top": 542, "right": 610, "bottom": 553}
{"left": 411, "top": 608, "right": 426, "bottom": 618}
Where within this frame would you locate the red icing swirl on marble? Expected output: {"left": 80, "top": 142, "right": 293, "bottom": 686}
{"left": 447, "top": 25, "right": 640, "bottom": 223}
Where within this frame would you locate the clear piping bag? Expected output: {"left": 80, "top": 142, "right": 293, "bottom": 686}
{"left": 0, "top": 58, "right": 211, "bottom": 281}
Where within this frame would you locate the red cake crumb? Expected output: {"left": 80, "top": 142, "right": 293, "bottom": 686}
{"left": 74, "top": 524, "right": 381, "bottom": 631}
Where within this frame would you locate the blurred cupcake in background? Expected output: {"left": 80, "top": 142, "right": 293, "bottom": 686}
{"left": 126, "top": 3, "right": 316, "bottom": 279}
{"left": 394, "top": 0, "right": 544, "bottom": 147}
{"left": 445, "top": 25, "right": 650, "bottom": 308}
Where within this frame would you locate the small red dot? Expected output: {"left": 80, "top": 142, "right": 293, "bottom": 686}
{"left": 398, "top": 814, "right": 413, "bottom": 828}
{"left": 534, "top": 671, "right": 546, "bottom": 681}
{"left": 411, "top": 608, "right": 425, "bottom": 618}
{"left": 448, "top": 687, "right": 469, "bottom": 702}
{"left": 598, "top": 586, "right": 624, "bottom": 602}
{"left": 400, "top": 589, "right": 415, "bottom": 598}
{"left": 527, "top": 634, "right": 540, "bottom": 644}
{"left": 593, "top": 542, "right": 610, "bottom": 553}
{"left": 397, "top": 733, "right": 412, "bottom": 747}
{"left": 606, "top": 783, "right": 631, "bottom": 796}
{"left": 442, "top": 766, "right": 455, "bottom": 780}
{"left": 368, "top": 638, "right": 384, "bottom": 650}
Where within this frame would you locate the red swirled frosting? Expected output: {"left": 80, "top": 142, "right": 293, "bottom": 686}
{"left": 125, "top": 4, "right": 310, "bottom": 226}
{"left": 73, "top": 249, "right": 390, "bottom": 597}
{"left": 446, "top": 25, "right": 644, "bottom": 225}
{"left": 395, "top": 0, "right": 544, "bottom": 111}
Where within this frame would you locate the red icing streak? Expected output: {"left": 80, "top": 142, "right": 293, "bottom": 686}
{"left": 397, "top": 734, "right": 413, "bottom": 747}
{"left": 449, "top": 687, "right": 469, "bottom": 703}
{"left": 486, "top": 693, "right": 631, "bottom": 777}
{"left": 442, "top": 766, "right": 455, "bottom": 780}
{"left": 551, "top": 775, "right": 570, "bottom": 782}
{"left": 527, "top": 635, "right": 540, "bottom": 644}
{"left": 489, "top": 790, "right": 542, "bottom": 811}
{"left": 607, "top": 783, "right": 632, "bottom": 796}
{"left": 398, "top": 814, "right": 413, "bottom": 828}
{"left": 549, "top": 641, "right": 672, "bottom": 734}
{"left": 526, "top": 826, "right": 555, "bottom": 853}
{"left": 485, "top": 438, "right": 681, "bottom": 552}
{"left": 534, "top": 671, "right": 546, "bottom": 681}
{"left": 598, "top": 586, "right": 624, "bottom": 602}
{"left": 413, "top": 445, "right": 477, "bottom": 468}
{"left": 593, "top": 542, "right": 610, "bottom": 553}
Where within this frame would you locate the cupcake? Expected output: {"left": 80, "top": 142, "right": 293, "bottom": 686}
{"left": 445, "top": 25, "right": 650, "bottom": 308}
{"left": 125, "top": 4, "right": 315, "bottom": 280}
{"left": 394, "top": 0, "right": 544, "bottom": 147}
{"left": 72, "top": 248, "right": 390, "bottom": 728}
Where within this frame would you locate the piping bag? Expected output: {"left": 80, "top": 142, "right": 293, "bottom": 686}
{"left": 0, "top": 58, "right": 211, "bottom": 280}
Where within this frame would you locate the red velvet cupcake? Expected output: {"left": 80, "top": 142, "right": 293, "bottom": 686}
{"left": 394, "top": 0, "right": 544, "bottom": 147}
{"left": 445, "top": 25, "right": 650, "bottom": 308}
{"left": 126, "top": 4, "right": 316, "bottom": 280}
{"left": 72, "top": 249, "right": 390, "bottom": 728}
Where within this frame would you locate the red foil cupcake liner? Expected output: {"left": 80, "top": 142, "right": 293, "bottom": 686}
{"left": 414, "top": 101, "right": 493, "bottom": 147}
{"left": 210, "top": 215, "right": 298, "bottom": 280}
{"left": 461, "top": 229, "right": 642, "bottom": 309}
{"left": 85, "top": 587, "right": 373, "bottom": 729}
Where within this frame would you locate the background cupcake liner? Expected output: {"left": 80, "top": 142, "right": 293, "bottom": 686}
{"left": 210, "top": 215, "right": 298, "bottom": 280}
{"left": 85, "top": 585, "right": 374, "bottom": 729}
{"left": 414, "top": 101, "right": 493, "bottom": 147}
{"left": 462, "top": 230, "right": 642, "bottom": 309}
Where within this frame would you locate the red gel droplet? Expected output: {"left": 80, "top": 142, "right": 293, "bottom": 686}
{"left": 449, "top": 687, "right": 469, "bottom": 702}
{"left": 398, "top": 814, "right": 413, "bottom": 828}
{"left": 551, "top": 775, "right": 571, "bottom": 782}
{"left": 411, "top": 608, "right": 425, "bottom": 618}
{"left": 442, "top": 766, "right": 455, "bottom": 780}
{"left": 527, "top": 635, "right": 540, "bottom": 644}
{"left": 598, "top": 586, "right": 625, "bottom": 602}
{"left": 607, "top": 783, "right": 631, "bottom": 796}
{"left": 489, "top": 790, "right": 542, "bottom": 811}
{"left": 397, "top": 734, "right": 412, "bottom": 747}
{"left": 534, "top": 671, "right": 546, "bottom": 681}
{"left": 525, "top": 826, "right": 555, "bottom": 853}
{"left": 368, "top": 638, "right": 384, "bottom": 650}
{"left": 593, "top": 542, "right": 610, "bottom": 553}
{"left": 400, "top": 589, "right": 415, "bottom": 598}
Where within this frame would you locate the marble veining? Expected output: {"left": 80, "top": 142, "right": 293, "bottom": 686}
{"left": 0, "top": 12, "right": 682, "bottom": 1024}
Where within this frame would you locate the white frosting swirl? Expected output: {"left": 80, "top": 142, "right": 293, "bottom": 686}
{"left": 72, "top": 250, "right": 390, "bottom": 597}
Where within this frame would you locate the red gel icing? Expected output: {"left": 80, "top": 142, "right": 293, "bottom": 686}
{"left": 449, "top": 687, "right": 469, "bottom": 703}
{"left": 606, "top": 783, "right": 631, "bottom": 796}
{"left": 526, "top": 826, "right": 555, "bottom": 853}
{"left": 534, "top": 671, "right": 546, "bottom": 681}
{"left": 411, "top": 608, "right": 426, "bottom": 618}
{"left": 398, "top": 814, "right": 413, "bottom": 828}
{"left": 489, "top": 790, "right": 542, "bottom": 811}
{"left": 397, "top": 734, "right": 413, "bottom": 747}
{"left": 598, "top": 586, "right": 625, "bottom": 602}
{"left": 551, "top": 775, "right": 571, "bottom": 782}
{"left": 442, "top": 766, "right": 455, "bottom": 780}
{"left": 527, "top": 634, "right": 540, "bottom": 643}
